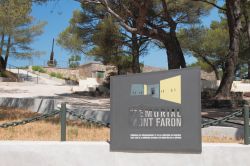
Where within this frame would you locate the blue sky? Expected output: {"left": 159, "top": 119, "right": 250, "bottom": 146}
{"left": 9, "top": 0, "right": 221, "bottom": 69}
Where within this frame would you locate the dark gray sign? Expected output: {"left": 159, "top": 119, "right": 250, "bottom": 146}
{"left": 110, "top": 68, "right": 201, "bottom": 153}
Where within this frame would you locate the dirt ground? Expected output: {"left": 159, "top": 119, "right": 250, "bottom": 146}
{"left": 0, "top": 107, "right": 109, "bottom": 141}
{"left": 0, "top": 107, "right": 244, "bottom": 143}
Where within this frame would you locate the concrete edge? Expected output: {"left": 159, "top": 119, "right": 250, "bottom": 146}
{"left": 0, "top": 141, "right": 249, "bottom": 148}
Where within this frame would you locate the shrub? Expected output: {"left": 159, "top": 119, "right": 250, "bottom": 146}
{"left": 19, "top": 66, "right": 29, "bottom": 69}
{"left": 0, "top": 71, "right": 7, "bottom": 77}
{"left": 55, "top": 73, "right": 63, "bottom": 79}
{"left": 32, "top": 66, "right": 46, "bottom": 73}
{"left": 49, "top": 72, "right": 56, "bottom": 77}
{"left": 49, "top": 72, "right": 63, "bottom": 79}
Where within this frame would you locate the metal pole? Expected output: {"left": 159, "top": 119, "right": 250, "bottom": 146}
{"left": 244, "top": 105, "right": 249, "bottom": 145}
{"left": 60, "top": 103, "right": 66, "bottom": 141}
{"left": 36, "top": 74, "right": 38, "bottom": 84}
{"left": 27, "top": 71, "right": 29, "bottom": 80}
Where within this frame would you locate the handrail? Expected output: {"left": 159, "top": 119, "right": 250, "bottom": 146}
{"left": 7, "top": 64, "right": 39, "bottom": 83}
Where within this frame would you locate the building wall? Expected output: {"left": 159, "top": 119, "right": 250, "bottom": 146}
{"left": 79, "top": 63, "right": 116, "bottom": 80}
{"left": 79, "top": 63, "right": 106, "bottom": 79}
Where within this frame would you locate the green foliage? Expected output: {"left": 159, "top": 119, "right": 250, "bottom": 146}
{"left": 18, "top": 66, "right": 29, "bottom": 69}
{"left": 49, "top": 72, "right": 63, "bottom": 79}
{"left": 179, "top": 13, "right": 250, "bottom": 78}
{"left": 32, "top": 66, "right": 46, "bottom": 73}
{"left": 179, "top": 20, "right": 229, "bottom": 57}
{"left": 0, "top": 0, "right": 46, "bottom": 71}
{"left": 0, "top": 71, "right": 7, "bottom": 77}
{"left": 55, "top": 73, "right": 63, "bottom": 79}
{"left": 49, "top": 72, "right": 56, "bottom": 77}
{"left": 57, "top": 10, "right": 88, "bottom": 55}
{"left": 188, "top": 60, "right": 213, "bottom": 72}
{"left": 57, "top": 5, "right": 147, "bottom": 73}
{"left": 88, "top": 16, "right": 125, "bottom": 65}
{"left": 0, "top": 0, "right": 31, "bottom": 33}
{"left": 96, "top": 71, "right": 104, "bottom": 78}
{"left": 78, "top": 0, "right": 215, "bottom": 68}
{"left": 178, "top": 18, "right": 229, "bottom": 71}
{"left": 69, "top": 55, "right": 81, "bottom": 68}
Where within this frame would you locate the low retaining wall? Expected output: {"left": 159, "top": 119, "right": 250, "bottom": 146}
{"left": 201, "top": 99, "right": 247, "bottom": 108}
{"left": 202, "top": 80, "right": 250, "bottom": 93}
{"left": 202, "top": 126, "right": 243, "bottom": 139}
{"left": 0, "top": 97, "right": 110, "bottom": 124}
{"left": 0, "top": 77, "right": 15, "bottom": 82}
{"left": 0, "top": 142, "right": 249, "bottom": 166}
{"left": 57, "top": 104, "right": 110, "bottom": 124}
{"left": 0, "top": 98, "right": 55, "bottom": 114}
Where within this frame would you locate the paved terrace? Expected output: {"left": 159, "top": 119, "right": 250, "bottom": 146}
{"left": 0, "top": 68, "right": 110, "bottom": 111}
{"left": 0, "top": 142, "right": 250, "bottom": 166}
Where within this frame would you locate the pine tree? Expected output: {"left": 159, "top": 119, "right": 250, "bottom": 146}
{"left": 0, "top": 0, "right": 46, "bottom": 71}
{"left": 88, "top": 16, "right": 131, "bottom": 74}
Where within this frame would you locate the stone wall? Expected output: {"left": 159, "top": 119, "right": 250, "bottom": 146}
{"left": 42, "top": 67, "right": 217, "bottom": 82}
{"left": 201, "top": 70, "right": 217, "bottom": 80}
{"left": 79, "top": 63, "right": 106, "bottom": 79}
{"left": 78, "top": 63, "right": 116, "bottom": 83}
{"left": 44, "top": 67, "right": 80, "bottom": 80}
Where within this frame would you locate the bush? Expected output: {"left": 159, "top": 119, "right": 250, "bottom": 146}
{"left": 69, "top": 55, "right": 81, "bottom": 68}
{"left": 56, "top": 73, "right": 63, "bottom": 79}
{"left": 69, "top": 62, "right": 80, "bottom": 68}
{"left": 19, "top": 66, "right": 29, "bottom": 69}
{"left": 32, "top": 66, "right": 46, "bottom": 73}
{"left": 49, "top": 72, "right": 56, "bottom": 77}
{"left": 0, "top": 71, "right": 7, "bottom": 77}
{"left": 49, "top": 72, "right": 63, "bottom": 79}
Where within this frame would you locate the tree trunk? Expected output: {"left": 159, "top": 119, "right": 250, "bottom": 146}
{"left": 3, "top": 35, "right": 11, "bottom": 70}
{"left": 211, "top": 65, "right": 220, "bottom": 81}
{"left": 242, "top": 0, "right": 250, "bottom": 44}
{"left": 0, "top": 34, "right": 5, "bottom": 72}
{"left": 248, "top": 62, "right": 250, "bottom": 79}
{"left": 131, "top": 33, "right": 141, "bottom": 73}
{"left": 242, "top": 0, "right": 250, "bottom": 80}
{"left": 0, "top": 57, "right": 4, "bottom": 72}
{"left": 163, "top": 31, "right": 186, "bottom": 69}
{"left": 201, "top": 56, "right": 220, "bottom": 80}
{"left": 216, "top": 0, "right": 242, "bottom": 99}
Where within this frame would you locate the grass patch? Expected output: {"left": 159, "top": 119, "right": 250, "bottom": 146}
{"left": 202, "top": 136, "right": 243, "bottom": 143}
{"left": 0, "top": 107, "right": 244, "bottom": 143}
{"left": 0, "top": 107, "right": 109, "bottom": 141}
{"left": 19, "top": 66, "right": 29, "bottom": 69}
{"left": 0, "top": 70, "right": 18, "bottom": 80}
{"left": 32, "top": 66, "right": 46, "bottom": 73}
{"left": 49, "top": 72, "right": 63, "bottom": 79}
{"left": 0, "top": 71, "right": 7, "bottom": 77}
